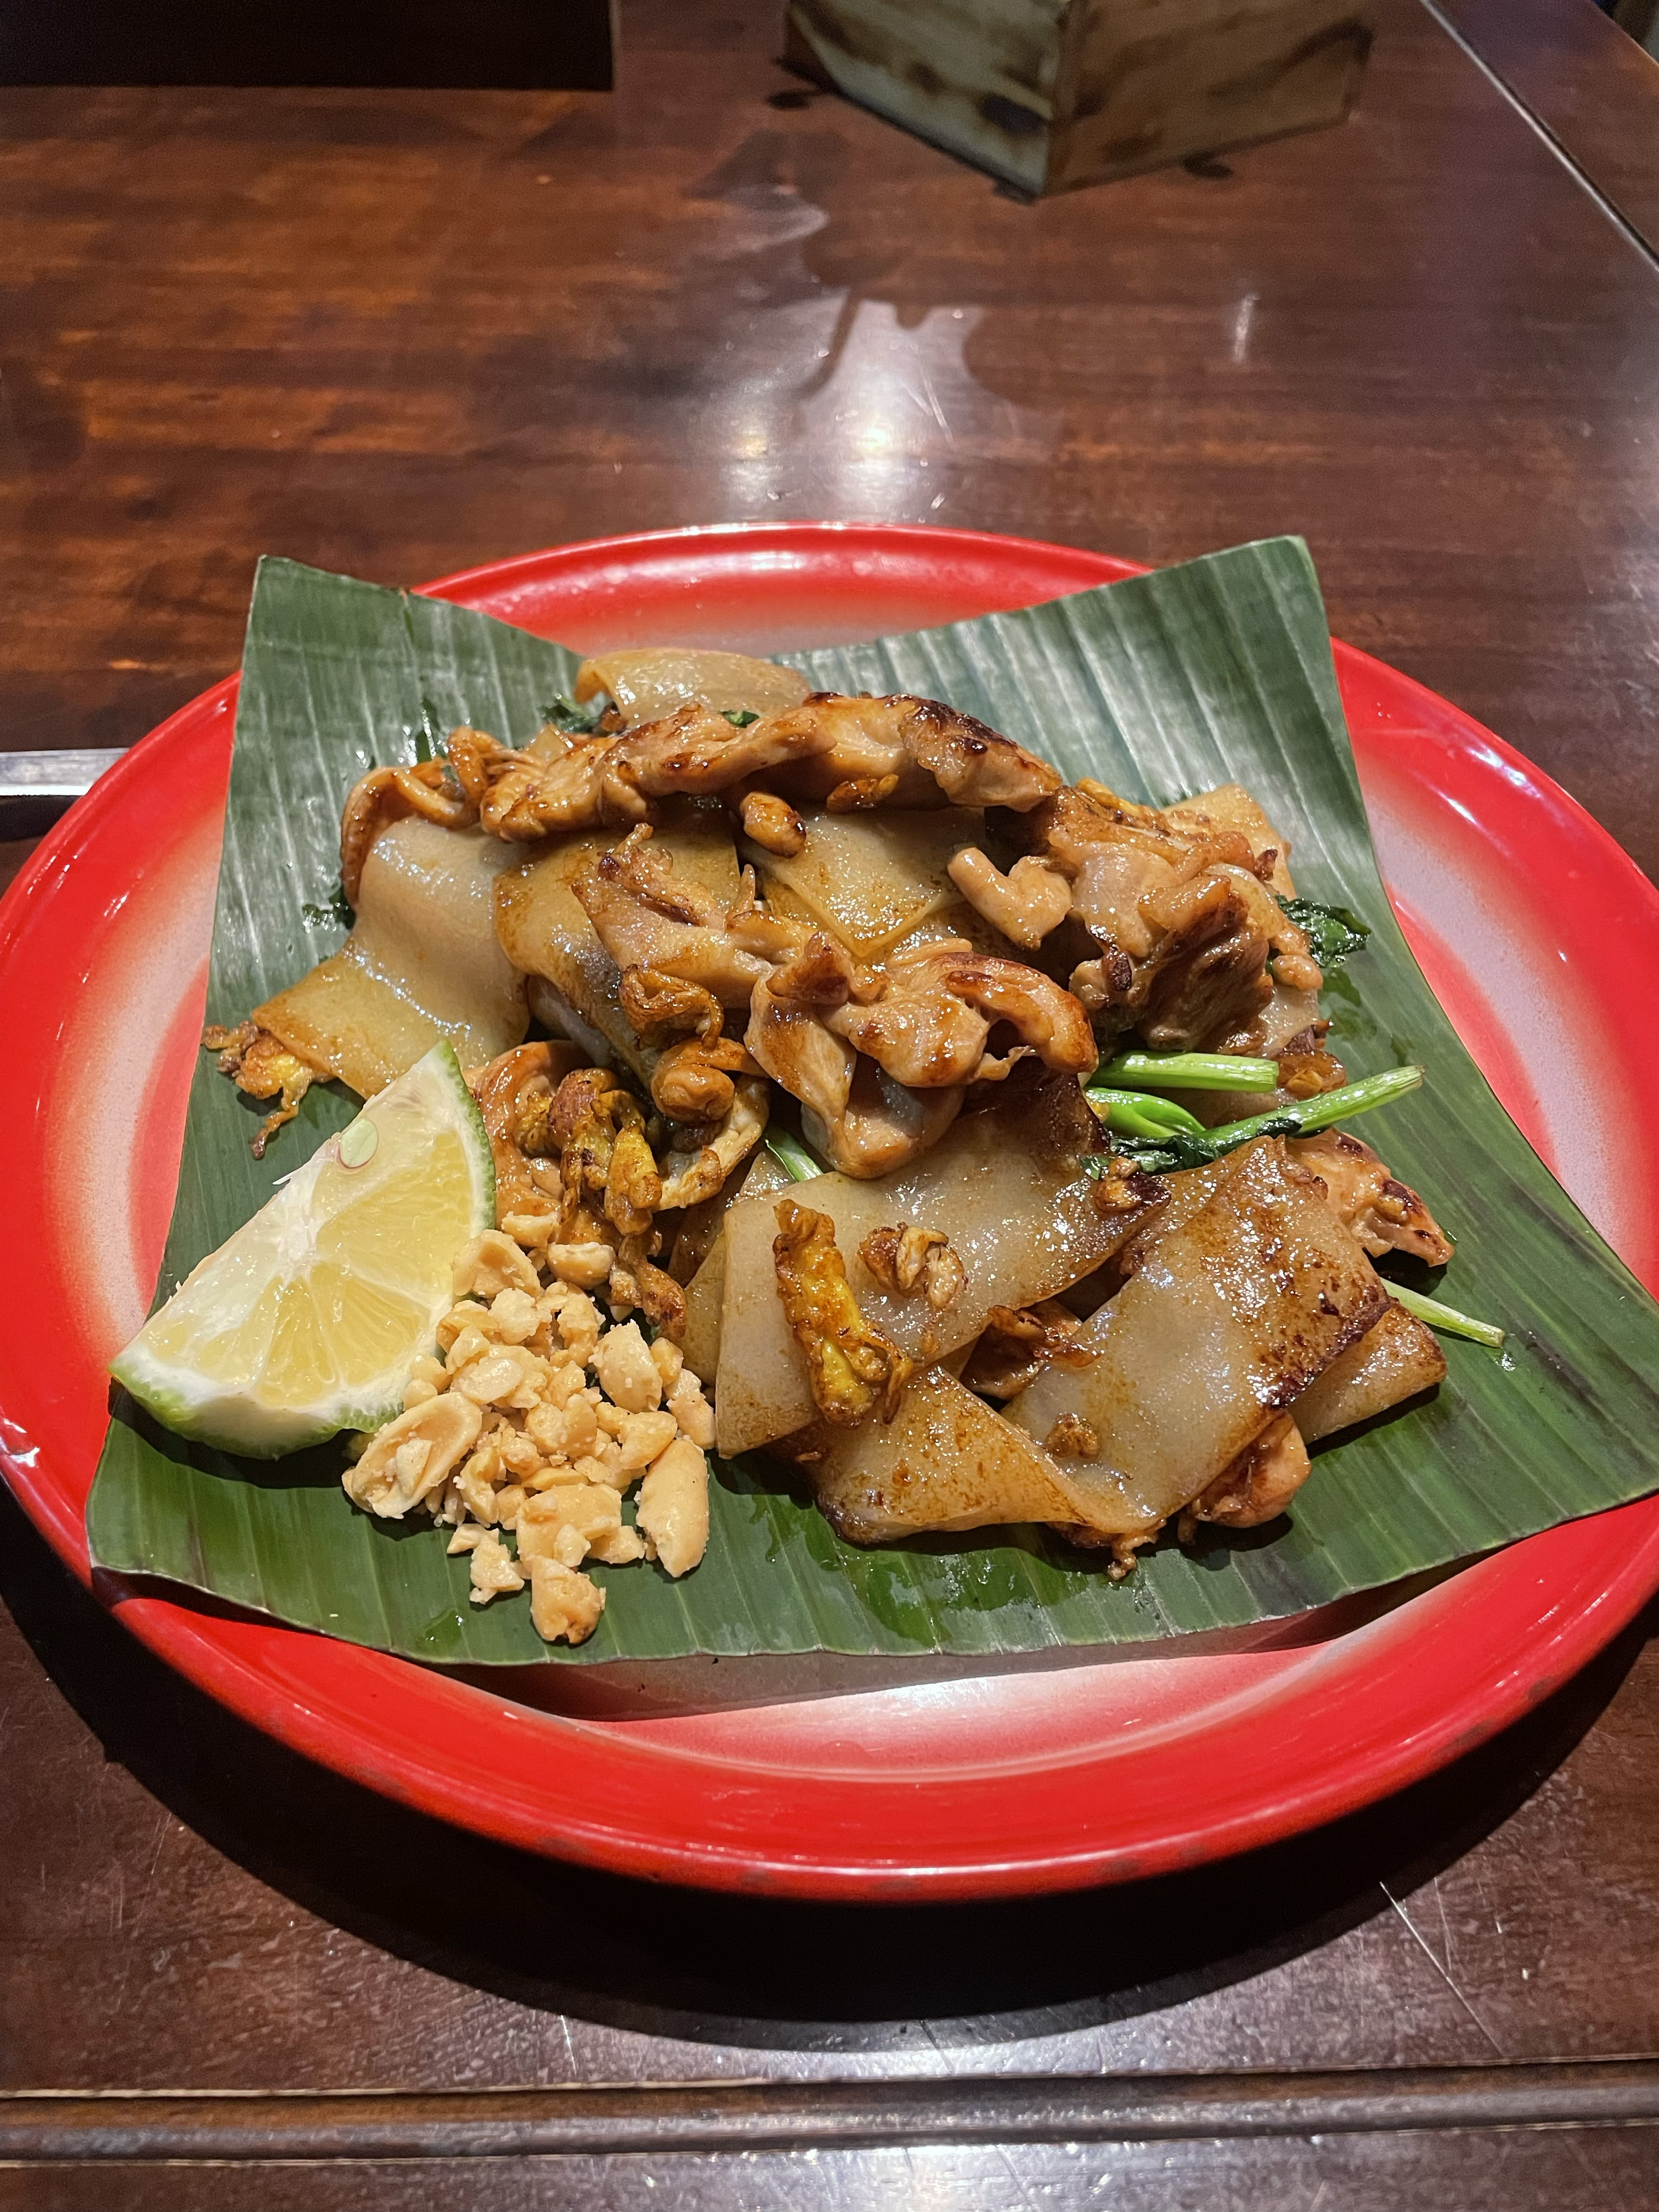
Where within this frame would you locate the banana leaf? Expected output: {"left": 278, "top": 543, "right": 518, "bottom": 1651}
{"left": 87, "top": 546, "right": 1659, "bottom": 1668}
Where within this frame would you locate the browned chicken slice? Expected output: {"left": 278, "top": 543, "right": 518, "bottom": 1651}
{"left": 1289, "top": 1129, "right": 1454, "bottom": 1265}
{"left": 746, "top": 929, "right": 1092, "bottom": 1085}
{"left": 487, "top": 701, "right": 837, "bottom": 841}
{"left": 743, "top": 969, "right": 964, "bottom": 1178}
{"left": 825, "top": 1060, "right": 968, "bottom": 1180}
{"left": 334, "top": 703, "right": 831, "bottom": 861}
{"left": 742, "top": 931, "right": 1091, "bottom": 1171}
{"left": 573, "top": 826, "right": 811, "bottom": 1007}
{"left": 1135, "top": 867, "right": 1277, "bottom": 1049}
{"left": 824, "top": 940, "right": 1096, "bottom": 1087}
{"left": 619, "top": 702, "right": 836, "bottom": 804}
{"left": 1158, "top": 782, "right": 1298, "bottom": 895}
{"left": 1175, "top": 1413, "right": 1311, "bottom": 1542}
{"left": 763, "top": 694, "right": 1062, "bottom": 813}
{"left": 997, "top": 784, "right": 1325, "bottom": 1051}
{"left": 464, "top": 1039, "right": 590, "bottom": 1219}
{"left": 745, "top": 961, "right": 860, "bottom": 1131}
{"left": 944, "top": 848, "right": 1073, "bottom": 947}
{"left": 339, "top": 758, "right": 478, "bottom": 906}
{"left": 960, "top": 1300, "right": 1092, "bottom": 1400}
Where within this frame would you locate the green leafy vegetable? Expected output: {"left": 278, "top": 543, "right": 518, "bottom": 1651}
{"left": 1280, "top": 894, "right": 1369, "bottom": 969}
{"left": 544, "top": 691, "right": 608, "bottom": 734}
{"left": 411, "top": 691, "right": 447, "bottom": 764}
{"left": 300, "top": 878, "right": 354, "bottom": 932}
{"left": 722, "top": 707, "right": 761, "bottom": 729}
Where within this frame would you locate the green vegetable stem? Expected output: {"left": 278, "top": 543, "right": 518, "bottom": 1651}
{"left": 1107, "top": 1065, "right": 1425, "bottom": 1172}
{"left": 1084, "top": 1088, "right": 1206, "bottom": 1142}
{"left": 765, "top": 1128, "right": 826, "bottom": 1183}
{"left": 1387, "top": 1283, "right": 1505, "bottom": 1349}
{"left": 1097, "top": 1049, "right": 1279, "bottom": 1092}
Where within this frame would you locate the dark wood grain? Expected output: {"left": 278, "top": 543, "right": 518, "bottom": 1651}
{"left": 3, "top": 0, "right": 1658, "bottom": 876}
{"left": 1, "top": 1480, "right": 1656, "bottom": 2110}
{"left": 2, "top": 0, "right": 1659, "bottom": 2200}
{"left": 1432, "top": 0, "right": 1659, "bottom": 252}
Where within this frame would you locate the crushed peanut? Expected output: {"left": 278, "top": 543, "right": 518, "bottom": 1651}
{"left": 467, "top": 1530, "right": 526, "bottom": 1603}
{"left": 342, "top": 1220, "right": 714, "bottom": 1644}
{"left": 859, "top": 1222, "right": 966, "bottom": 1312}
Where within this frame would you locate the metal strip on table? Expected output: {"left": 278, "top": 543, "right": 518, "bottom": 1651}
{"left": 0, "top": 750, "right": 122, "bottom": 838}
{"left": 2, "top": 2063, "right": 1657, "bottom": 2163}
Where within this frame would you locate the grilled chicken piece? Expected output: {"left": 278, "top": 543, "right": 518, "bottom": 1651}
{"left": 960, "top": 1300, "right": 1090, "bottom": 1400}
{"left": 484, "top": 702, "right": 838, "bottom": 841}
{"left": 1288, "top": 1129, "right": 1454, "bottom": 1266}
{"left": 656, "top": 1076, "right": 771, "bottom": 1212}
{"left": 1160, "top": 782, "right": 1298, "bottom": 895}
{"left": 743, "top": 968, "right": 965, "bottom": 1180}
{"left": 1175, "top": 1413, "right": 1311, "bottom": 1542}
{"left": 350, "top": 691, "right": 1054, "bottom": 858}
{"left": 464, "top": 1039, "right": 590, "bottom": 1219}
{"left": 334, "top": 701, "right": 823, "bottom": 851}
{"left": 765, "top": 694, "right": 1062, "bottom": 813}
{"left": 498, "top": 806, "right": 747, "bottom": 1080}
{"left": 572, "top": 825, "right": 810, "bottom": 1008}
{"left": 996, "top": 783, "right": 1324, "bottom": 1052}
{"left": 340, "top": 756, "right": 479, "bottom": 906}
{"left": 743, "top": 930, "right": 1093, "bottom": 1171}
{"left": 825, "top": 940, "right": 1096, "bottom": 1089}
{"left": 945, "top": 848, "right": 1073, "bottom": 948}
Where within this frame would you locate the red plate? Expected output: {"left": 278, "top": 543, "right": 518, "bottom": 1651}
{"left": 3, "top": 523, "right": 1657, "bottom": 1901}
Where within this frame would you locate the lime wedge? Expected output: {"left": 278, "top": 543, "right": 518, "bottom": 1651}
{"left": 112, "top": 1042, "right": 495, "bottom": 1457}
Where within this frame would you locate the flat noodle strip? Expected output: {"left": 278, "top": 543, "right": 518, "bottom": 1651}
{"left": 1009, "top": 1137, "right": 1388, "bottom": 1538}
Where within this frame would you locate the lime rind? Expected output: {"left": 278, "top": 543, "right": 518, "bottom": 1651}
{"left": 111, "top": 1041, "right": 494, "bottom": 1459}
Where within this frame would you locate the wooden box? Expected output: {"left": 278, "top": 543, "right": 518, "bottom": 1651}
{"left": 783, "top": 0, "right": 1373, "bottom": 195}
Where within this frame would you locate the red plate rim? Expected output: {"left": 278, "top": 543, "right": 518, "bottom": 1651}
{"left": 3, "top": 520, "right": 1658, "bottom": 1902}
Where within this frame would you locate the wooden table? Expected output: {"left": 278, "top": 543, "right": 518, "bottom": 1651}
{"left": 3, "top": 1, "right": 1657, "bottom": 2200}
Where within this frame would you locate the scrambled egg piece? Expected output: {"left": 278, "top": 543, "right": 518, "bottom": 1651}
{"left": 202, "top": 1021, "right": 321, "bottom": 1158}
{"left": 771, "top": 1199, "right": 913, "bottom": 1428}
